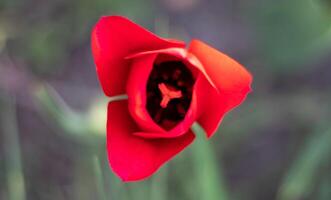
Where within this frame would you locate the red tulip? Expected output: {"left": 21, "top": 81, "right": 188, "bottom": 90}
{"left": 91, "top": 16, "right": 252, "bottom": 181}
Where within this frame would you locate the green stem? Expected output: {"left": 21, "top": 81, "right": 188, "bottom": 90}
{"left": 191, "top": 123, "right": 230, "bottom": 200}
{"left": 92, "top": 155, "right": 107, "bottom": 200}
{"left": 0, "top": 95, "right": 26, "bottom": 200}
{"left": 150, "top": 165, "right": 168, "bottom": 200}
{"left": 277, "top": 125, "right": 331, "bottom": 200}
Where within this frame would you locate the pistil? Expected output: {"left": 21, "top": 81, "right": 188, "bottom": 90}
{"left": 146, "top": 60, "right": 195, "bottom": 130}
{"left": 158, "top": 83, "right": 182, "bottom": 108}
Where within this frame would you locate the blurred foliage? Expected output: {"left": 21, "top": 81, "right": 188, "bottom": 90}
{"left": 1, "top": 0, "right": 331, "bottom": 200}
{"left": 277, "top": 124, "right": 331, "bottom": 200}
{"left": 0, "top": 96, "right": 26, "bottom": 200}
{"left": 33, "top": 84, "right": 106, "bottom": 147}
{"left": 1, "top": 0, "right": 154, "bottom": 75}
{"left": 249, "top": 0, "right": 331, "bottom": 73}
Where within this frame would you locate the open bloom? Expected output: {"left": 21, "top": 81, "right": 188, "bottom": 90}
{"left": 91, "top": 16, "right": 252, "bottom": 181}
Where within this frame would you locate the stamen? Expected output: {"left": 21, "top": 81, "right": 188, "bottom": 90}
{"left": 146, "top": 61, "right": 195, "bottom": 130}
{"left": 158, "top": 83, "right": 182, "bottom": 108}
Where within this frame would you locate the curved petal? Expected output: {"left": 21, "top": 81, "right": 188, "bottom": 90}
{"left": 91, "top": 16, "right": 185, "bottom": 96}
{"left": 126, "top": 53, "right": 197, "bottom": 139}
{"left": 126, "top": 47, "right": 216, "bottom": 89}
{"left": 188, "top": 39, "right": 252, "bottom": 93}
{"left": 126, "top": 54, "right": 164, "bottom": 133}
{"left": 188, "top": 40, "right": 252, "bottom": 137}
{"left": 133, "top": 90, "right": 196, "bottom": 139}
{"left": 194, "top": 74, "right": 250, "bottom": 137}
{"left": 107, "top": 100, "right": 195, "bottom": 181}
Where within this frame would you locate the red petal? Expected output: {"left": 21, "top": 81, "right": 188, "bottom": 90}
{"left": 91, "top": 16, "right": 185, "bottom": 96}
{"left": 194, "top": 75, "right": 249, "bottom": 137}
{"left": 126, "top": 47, "right": 215, "bottom": 88}
{"left": 125, "top": 54, "right": 163, "bottom": 133}
{"left": 188, "top": 40, "right": 252, "bottom": 137}
{"left": 188, "top": 40, "right": 252, "bottom": 93}
{"left": 126, "top": 51, "right": 198, "bottom": 139}
{"left": 107, "top": 100, "right": 195, "bottom": 181}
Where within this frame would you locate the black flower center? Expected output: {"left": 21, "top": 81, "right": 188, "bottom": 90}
{"left": 146, "top": 61, "right": 195, "bottom": 130}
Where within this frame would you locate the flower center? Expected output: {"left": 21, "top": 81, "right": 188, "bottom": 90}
{"left": 146, "top": 61, "right": 195, "bottom": 130}
{"left": 158, "top": 83, "right": 182, "bottom": 108}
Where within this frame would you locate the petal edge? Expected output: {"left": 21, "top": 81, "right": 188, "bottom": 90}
{"left": 107, "top": 100, "right": 195, "bottom": 181}
{"left": 91, "top": 16, "right": 186, "bottom": 96}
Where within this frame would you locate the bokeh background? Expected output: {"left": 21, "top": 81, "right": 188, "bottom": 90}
{"left": 1, "top": 0, "right": 331, "bottom": 199}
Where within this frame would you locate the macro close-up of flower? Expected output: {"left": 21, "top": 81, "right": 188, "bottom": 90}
{"left": 91, "top": 16, "right": 252, "bottom": 181}
{"left": 2, "top": 1, "right": 331, "bottom": 199}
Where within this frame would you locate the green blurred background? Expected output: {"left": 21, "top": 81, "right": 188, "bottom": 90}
{"left": 1, "top": 0, "right": 331, "bottom": 199}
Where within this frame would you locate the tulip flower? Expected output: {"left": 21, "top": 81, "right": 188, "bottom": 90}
{"left": 91, "top": 16, "right": 252, "bottom": 181}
